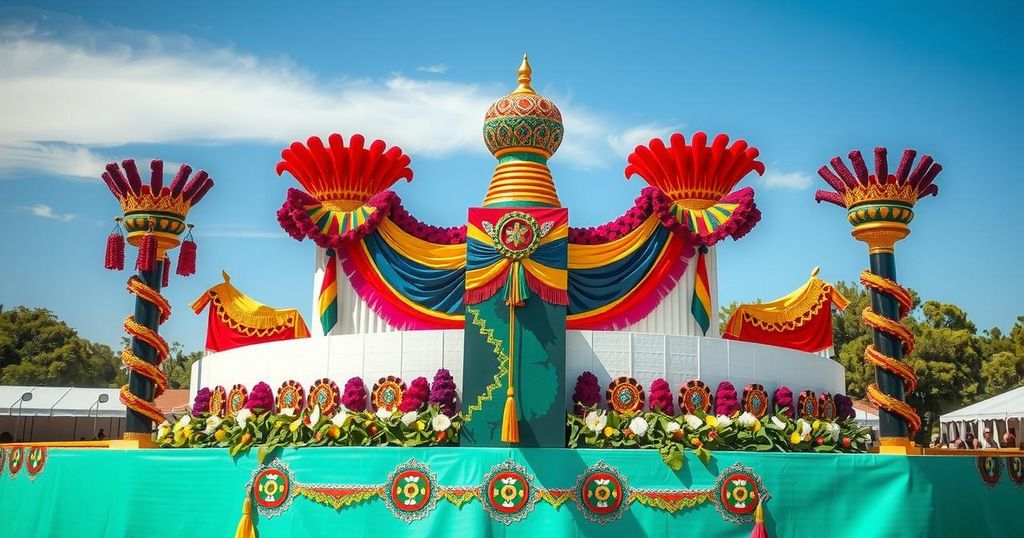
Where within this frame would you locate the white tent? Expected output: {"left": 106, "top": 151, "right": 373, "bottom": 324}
{"left": 0, "top": 385, "right": 124, "bottom": 442}
{"left": 940, "top": 386, "right": 1024, "bottom": 448}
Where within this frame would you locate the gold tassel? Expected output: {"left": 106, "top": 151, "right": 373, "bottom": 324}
{"left": 235, "top": 495, "right": 256, "bottom": 538}
{"left": 500, "top": 301, "right": 520, "bottom": 443}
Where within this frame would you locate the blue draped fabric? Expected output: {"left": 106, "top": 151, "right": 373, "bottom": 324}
{"left": 467, "top": 237, "right": 503, "bottom": 270}
{"left": 568, "top": 226, "right": 670, "bottom": 314}
{"left": 532, "top": 237, "right": 567, "bottom": 268}
{"left": 363, "top": 231, "right": 466, "bottom": 315}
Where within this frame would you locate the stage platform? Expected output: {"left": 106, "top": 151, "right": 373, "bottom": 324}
{"left": 2, "top": 446, "right": 1020, "bottom": 536}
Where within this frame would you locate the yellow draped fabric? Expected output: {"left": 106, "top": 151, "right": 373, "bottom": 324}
{"left": 724, "top": 272, "right": 850, "bottom": 334}
{"left": 191, "top": 272, "right": 311, "bottom": 338}
{"left": 376, "top": 218, "right": 466, "bottom": 270}
{"left": 568, "top": 215, "right": 661, "bottom": 269}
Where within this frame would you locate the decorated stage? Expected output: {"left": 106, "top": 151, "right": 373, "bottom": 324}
{"left": 2, "top": 447, "right": 1021, "bottom": 537}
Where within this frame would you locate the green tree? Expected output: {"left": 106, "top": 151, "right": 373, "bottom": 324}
{"left": 980, "top": 351, "right": 1024, "bottom": 397}
{"left": 162, "top": 343, "right": 204, "bottom": 389}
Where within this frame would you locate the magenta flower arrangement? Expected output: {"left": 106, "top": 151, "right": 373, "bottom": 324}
{"left": 834, "top": 393, "right": 855, "bottom": 420}
{"left": 568, "top": 187, "right": 686, "bottom": 244}
{"left": 191, "top": 387, "right": 211, "bottom": 415}
{"left": 773, "top": 386, "right": 795, "bottom": 418}
{"left": 648, "top": 378, "right": 674, "bottom": 414}
{"left": 714, "top": 381, "right": 740, "bottom": 416}
{"left": 245, "top": 382, "right": 274, "bottom": 413}
{"left": 429, "top": 368, "right": 458, "bottom": 415}
{"left": 399, "top": 376, "right": 431, "bottom": 413}
{"left": 572, "top": 371, "right": 602, "bottom": 416}
{"left": 341, "top": 377, "right": 368, "bottom": 412}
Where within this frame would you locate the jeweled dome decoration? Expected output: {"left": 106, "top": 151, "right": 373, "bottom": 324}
{"left": 625, "top": 132, "right": 765, "bottom": 246}
{"left": 483, "top": 54, "right": 564, "bottom": 158}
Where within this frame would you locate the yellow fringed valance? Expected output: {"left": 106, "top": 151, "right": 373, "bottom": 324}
{"left": 191, "top": 272, "right": 311, "bottom": 338}
{"left": 725, "top": 269, "right": 850, "bottom": 334}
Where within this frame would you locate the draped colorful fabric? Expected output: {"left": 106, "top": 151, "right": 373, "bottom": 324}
{"left": 690, "top": 247, "right": 712, "bottom": 335}
{"left": 722, "top": 274, "right": 849, "bottom": 353}
{"left": 191, "top": 273, "right": 310, "bottom": 352}
{"left": 319, "top": 249, "right": 338, "bottom": 334}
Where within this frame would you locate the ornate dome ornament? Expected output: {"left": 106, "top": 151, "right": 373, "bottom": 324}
{"left": 625, "top": 132, "right": 765, "bottom": 246}
{"left": 482, "top": 55, "right": 563, "bottom": 208}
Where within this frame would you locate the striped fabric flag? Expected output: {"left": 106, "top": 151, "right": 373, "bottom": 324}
{"left": 690, "top": 246, "right": 712, "bottom": 335}
{"left": 318, "top": 248, "right": 339, "bottom": 334}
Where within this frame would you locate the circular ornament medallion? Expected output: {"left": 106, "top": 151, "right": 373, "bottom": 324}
{"left": 797, "top": 391, "right": 818, "bottom": 418}
{"left": 227, "top": 384, "right": 248, "bottom": 415}
{"left": 606, "top": 377, "right": 645, "bottom": 414}
{"left": 250, "top": 461, "right": 295, "bottom": 517}
{"left": 977, "top": 456, "right": 1002, "bottom": 487}
{"left": 481, "top": 460, "right": 535, "bottom": 524}
{"left": 383, "top": 459, "right": 439, "bottom": 523}
{"left": 372, "top": 376, "right": 406, "bottom": 413}
{"left": 742, "top": 384, "right": 770, "bottom": 418}
{"left": 492, "top": 212, "right": 542, "bottom": 260}
{"left": 307, "top": 378, "right": 341, "bottom": 416}
{"left": 818, "top": 393, "right": 837, "bottom": 420}
{"left": 1007, "top": 457, "right": 1024, "bottom": 487}
{"left": 276, "top": 380, "right": 306, "bottom": 414}
{"left": 678, "top": 380, "right": 712, "bottom": 415}
{"left": 209, "top": 386, "right": 227, "bottom": 417}
{"left": 573, "top": 461, "right": 629, "bottom": 525}
{"left": 8, "top": 446, "right": 23, "bottom": 478}
{"left": 26, "top": 446, "right": 46, "bottom": 478}
{"left": 713, "top": 463, "right": 768, "bottom": 524}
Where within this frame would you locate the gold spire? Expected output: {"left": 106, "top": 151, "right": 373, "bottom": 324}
{"left": 512, "top": 54, "right": 534, "bottom": 95}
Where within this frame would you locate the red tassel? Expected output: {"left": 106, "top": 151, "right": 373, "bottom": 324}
{"left": 750, "top": 503, "right": 769, "bottom": 538}
{"left": 161, "top": 256, "right": 170, "bottom": 287}
{"left": 104, "top": 220, "right": 125, "bottom": 271}
{"left": 136, "top": 233, "right": 156, "bottom": 272}
{"left": 177, "top": 234, "right": 196, "bottom": 276}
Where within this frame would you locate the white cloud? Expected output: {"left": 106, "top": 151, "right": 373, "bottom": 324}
{"left": 758, "top": 170, "right": 813, "bottom": 190}
{"left": 23, "top": 204, "right": 75, "bottom": 222}
{"left": 606, "top": 123, "right": 684, "bottom": 159}
{"left": 416, "top": 64, "right": 448, "bottom": 74}
{"left": 0, "top": 18, "right": 681, "bottom": 181}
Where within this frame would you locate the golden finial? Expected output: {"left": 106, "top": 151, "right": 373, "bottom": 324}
{"left": 512, "top": 53, "right": 534, "bottom": 95}
{"left": 811, "top": 266, "right": 820, "bottom": 277}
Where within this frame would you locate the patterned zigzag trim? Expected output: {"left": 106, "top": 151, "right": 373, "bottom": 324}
{"left": 463, "top": 306, "right": 509, "bottom": 423}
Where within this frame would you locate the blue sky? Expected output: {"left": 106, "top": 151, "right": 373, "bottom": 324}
{"left": 0, "top": 1, "right": 1021, "bottom": 352}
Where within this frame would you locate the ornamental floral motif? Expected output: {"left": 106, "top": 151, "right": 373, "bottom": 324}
{"left": 383, "top": 459, "right": 439, "bottom": 523}
{"left": 307, "top": 378, "right": 341, "bottom": 417}
{"left": 606, "top": 377, "right": 645, "bottom": 414}
{"left": 742, "top": 384, "right": 770, "bottom": 418}
{"left": 227, "top": 384, "right": 248, "bottom": 415}
{"left": 209, "top": 386, "right": 227, "bottom": 417}
{"left": 481, "top": 211, "right": 551, "bottom": 261}
{"left": 712, "top": 463, "right": 768, "bottom": 524}
{"left": 250, "top": 461, "right": 295, "bottom": 518}
{"left": 817, "top": 392, "right": 837, "bottom": 420}
{"left": 678, "top": 380, "right": 712, "bottom": 415}
{"left": 481, "top": 460, "right": 536, "bottom": 525}
{"left": 977, "top": 456, "right": 1002, "bottom": 488}
{"left": 26, "top": 446, "right": 46, "bottom": 479}
{"left": 8, "top": 446, "right": 23, "bottom": 478}
{"left": 372, "top": 376, "right": 406, "bottom": 413}
{"left": 573, "top": 461, "right": 630, "bottom": 525}
{"left": 1007, "top": 457, "right": 1024, "bottom": 487}
{"left": 276, "top": 380, "right": 306, "bottom": 414}
{"left": 797, "top": 390, "right": 818, "bottom": 418}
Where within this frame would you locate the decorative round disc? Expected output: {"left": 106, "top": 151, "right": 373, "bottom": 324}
{"left": 372, "top": 376, "right": 406, "bottom": 413}
{"left": 678, "top": 379, "right": 712, "bottom": 415}
{"left": 574, "top": 461, "right": 629, "bottom": 525}
{"left": 209, "top": 386, "right": 227, "bottom": 417}
{"left": 1007, "top": 457, "right": 1024, "bottom": 486}
{"left": 742, "top": 384, "right": 769, "bottom": 418}
{"left": 492, "top": 212, "right": 542, "bottom": 260}
{"left": 250, "top": 462, "right": 295, "bottom": 517}
{"left": 977, "top": 456, "right": 1002, "bottom": 487}
{"left": 713, "top": 463, "right": 768, "bottom": 524}
{"left": 481, "top": 460, "right": 535, "bottom": 524}
{"left": 383, "top": 459, "right": 439, "bottom": 523}
{"left": 227, "top": 384, "right": 248, "bottom": 415}
{"left": 307, "top": 378, "right": 340, "bottom": 416}
{"left": 26, "top": 446, "right": 46, "bottom": 478}
{"left": 276, "top": 380, "right": 306, "bottom": 413}
{"left": 606, "top": 377, "right": 645, "bottom": 414}
{"left": 797, "top": 391, "right": 818, "bottom": 418}
{"left": 8, "top": 447, "right": 23, "bottom": 478}
{"left": 817, "top": 393, "right": 837, "bottom": 420}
